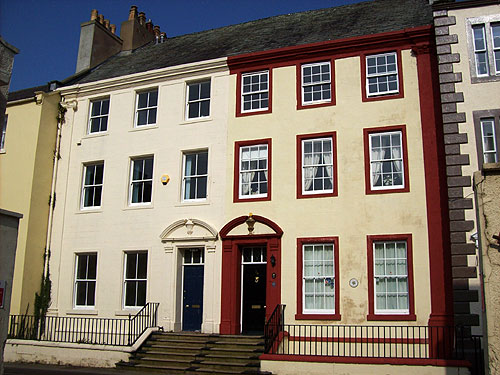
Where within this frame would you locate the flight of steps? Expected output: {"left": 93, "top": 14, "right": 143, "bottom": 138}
{"left": 116, "top": 331, "right": 272, "bottom": 374}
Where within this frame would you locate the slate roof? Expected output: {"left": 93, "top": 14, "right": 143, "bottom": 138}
{"left": 71, "top": 0, "right": 432, "bottom": 85}
{"left": 7, "top": 84, "right": 49, "bottom": 102}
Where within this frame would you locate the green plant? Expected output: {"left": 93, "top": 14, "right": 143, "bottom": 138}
{"left": 33, "top": 250, "right": 52, "bottom": 338}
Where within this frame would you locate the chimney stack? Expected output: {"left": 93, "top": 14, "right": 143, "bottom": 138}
{"left": 75, "top": 9, "right": 123, "bottom": 74}
{"left": 120, "top": 5, "right": 158, "bottom": 51}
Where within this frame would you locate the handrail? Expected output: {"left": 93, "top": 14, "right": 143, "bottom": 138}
{"left": 128, "top": 302, "right": 159, "bottom": 345}
{"left": 264, "top": 304, "right": 285, "bottom": 353}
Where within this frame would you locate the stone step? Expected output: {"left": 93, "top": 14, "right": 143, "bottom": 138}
{"left": 117, "top": 332, "right": 269, "bottom": 374}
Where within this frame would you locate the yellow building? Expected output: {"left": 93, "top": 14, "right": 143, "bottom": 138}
{"left": 2, "top": 86, "right": 59, "bottom": 315}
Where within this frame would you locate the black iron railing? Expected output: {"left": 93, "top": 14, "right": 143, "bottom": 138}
{"left": 264, "top": 304, "right": 285, "bottom": 353}
{"left": 263, "top": 305, "right": 484, "bottom": 374}
{"left": 8, "top": 302, "right": 159, "bottom": 346}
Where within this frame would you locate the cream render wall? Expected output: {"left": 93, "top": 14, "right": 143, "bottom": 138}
{"left": 225, "top": 50, "right": 432, "bottom": 325}
{"left": 1, "top": 92, "right": 59, "bottom": 315}
{"left": 49, "top": 59, "right": 229, "bottom": 333}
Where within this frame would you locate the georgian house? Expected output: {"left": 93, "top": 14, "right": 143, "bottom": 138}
{"left": 5, "top": 1, "right": 483, "bottom": 374}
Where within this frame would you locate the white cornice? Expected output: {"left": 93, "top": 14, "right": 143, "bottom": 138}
{"left": 58, "top": 57, "right": 228, "bottom": 98}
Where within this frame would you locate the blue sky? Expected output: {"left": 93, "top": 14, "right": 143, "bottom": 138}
{"left": 0, "top": 0, "right": 366, "bottom": 92}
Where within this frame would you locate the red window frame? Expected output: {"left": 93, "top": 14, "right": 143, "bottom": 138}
{"left": 296, "top": 237, "right": 341, "bottom": 320}
{"left": 361, "top": 49, "right": 404, "bottom": 102}
{"left": 296, "top": 58, "right": 336, "bottom": 110}
{"left": 296, "top": 132, "right": 338, "bottom": 199}
{"left": 367, "top": 234, "right": 416, "bottom": 321}
{"left": 233, "top": 138, "right": 272, "bottom": 203}
{"left": 235, "top": 68, "right": 273, "bottom": 117}
{"left": 363, "top": 124, "right": 410, "bottom": 195}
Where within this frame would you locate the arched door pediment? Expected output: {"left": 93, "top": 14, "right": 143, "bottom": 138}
{"left": 220, "top": 214, "right": 283, "bottom": 239}
{"left": 160, "top": 219, "right": 218, "bottom": 243}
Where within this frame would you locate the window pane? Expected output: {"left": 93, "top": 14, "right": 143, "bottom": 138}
{"left": 200, "top": 82, "right": 210, "bottom": 98}
{"left": 137, "top": 253, "right": 147, "bottom": 279}
{"left": 138, "top": 93, "right": 148, "bottom": 108}
{"left": 77, "top": 256, "right": 88, "bottom": 279}
{"left": 148, "top": 90, "right": 158, "bottom": 106}
{"left": 197, "top": 176, "right": 207, "bottom": 199}
{"left": 87, "top": 254, "right": 97, "bottom": 279}
{"left": 76, "top": 282, "right": 87, "bottom": 306}
{"left": 125, "top": 282, "right": 137, "bottom": 306}
{"left": 200, "top": 100, "right": 210, "bottom": 117}
{"left": 126, "top": 254, "right": 137, "bottom": 279}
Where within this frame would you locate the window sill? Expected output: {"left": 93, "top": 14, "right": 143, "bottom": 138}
{"left": 123, "top": 204, "right": 154, "bottom": 211}
{"left": 471, "top": 75, "right": 500, "bottom": 84}
{"left": 115, "top": 309, "right": 140, "bottom": 316}
{"left": 180, "top": 117, "right": 212, "bottom": 125}
{"left": 66, "top": 309, "right": 98, "bottom": 315}
{"left": 82, "top": 132, "right": 109, "bottom": 140}
{"left": 176, "top": 200, "right": 210, "bottom": 207}
{"left": 297, "top": 100, "right": 335, "bottom": 110}
{"left": 237, "top": 108, "right": 272, "bottom": 117}
{"left": 76, "top": 208, "right": 103, "bottom": 215}
{"left": 363, "top": 91, "right": 404, "bottom": 102}
{"left": 367, "top": 313, "right": 416, "bottom": 321}
{"left": 234, "top": 195, "right": 270, "bottom": 203}
{"left": 129, "top": 125, "right": 159, "bottom": 132}
{"left": 366, "top": 186, "right": 409, "bottom": 195}
{"left": 295, "top": 313, "right": 341, "bottom": 321}
{"left": 298, "top": 191, "right": 337, "bottom": 199}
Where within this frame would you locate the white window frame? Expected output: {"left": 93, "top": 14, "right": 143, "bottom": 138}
{"left": 1, "top": 114, "right": 7, "bottom": 152}
{"left": 88, "top": 98, "right": 110, "bottom": 134}
{"left": 182, "top": 150, "right": 209, "bottom": 202}
{"left": 241, "top": 71, "right": 269, "bottom": 113}
{"left": 186, "top": 81, "right": 211, "bottom": 120}
{"left": 135, "top": 89, "right": 158, "bottom": 127}
{"left": 481, "top": 117, "right": 498, "bottom": 163}
{"left": 123, "top": 252, "right": 148, "bottom": 308}
{"left": 129, "top": 157, "right": 154, "bottom": 206}
{"left": 366, "top": 52, "right": 399, "bottom": 97}
{"left": 241, "top": 246, "right": 267, "bottom": 265}
{"left": 183, "top": 248, "right": 205, "bottom": 265}
{"left": 74, "top": 253, "right": 97, "bottom": 309}
{"left": 301, "top": 62, "right": 331, "bottom": 105}
{"left": 373, "top": 240, "right": 409, "bottom": 315}
{"left": 301, "top": 137, "right": 334, "bottom": 195}
{"left": 81, "top": 162, "right": 104, "bottom": 209}
{"left": 369, "top": 131, "right": 405, "bottom": 190}
{"left": 239, "top": 144, "right": 268, "bottom": 199}
{"left": 302, "top": 243, "right": 335, "bottom": 314}
{"left": 492, "top": 23, "right": 500, "bottom": 75}
{"left": 473, "top": 24, "right": 490, "bottom": 76}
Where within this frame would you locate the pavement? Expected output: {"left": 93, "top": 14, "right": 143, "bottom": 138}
{"left": 4, "top": 363, "right": 143, "bottom": 375}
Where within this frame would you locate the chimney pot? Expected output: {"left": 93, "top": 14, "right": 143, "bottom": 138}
{"left": 129, "top": 5, "right": 138, "bottom": 20}
{"left": 146, "top": 21, "right": 153, "bottom": 34}
{"left": 104, "top": 19, "right": 110, "bottom": 29}
{"left": 90, "top": 9, "right": 98, "bottom": 21}
{"left": 154, "top": 25, "right": 161, "bottom": 37}
{"left": 110, "top": 24, "right": 116, "bottom": 34}
{"left": 138, "top": 12, "right": 146, "bottom": 25}
{"left": 98, "top": 14, "right": 104, "bottom": 24}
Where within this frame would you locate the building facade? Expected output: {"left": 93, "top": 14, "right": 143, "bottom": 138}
{"left": 432, "top": 0, "right": 500, "bottom": 330}
{"left": 6, "top": 1, "right": 480, "bottom": 373}
{"left": 2, "top": 87, "right": 59, "bottom": 315}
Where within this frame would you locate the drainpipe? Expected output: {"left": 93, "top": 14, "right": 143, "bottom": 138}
{"left": 42, "top": 99, "right": 77, "bottom": 281}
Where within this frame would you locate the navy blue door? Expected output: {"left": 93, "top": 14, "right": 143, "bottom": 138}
{"left": 183, "top": 265, "right": 204, "bottom": 331}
